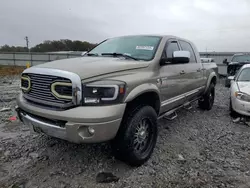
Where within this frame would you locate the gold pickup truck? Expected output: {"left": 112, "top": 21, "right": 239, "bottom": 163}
{"left": 16, "top": 35, "right": 218, "bottom": 166}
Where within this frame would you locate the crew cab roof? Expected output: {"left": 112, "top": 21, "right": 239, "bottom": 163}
{"left": 109, "top": 34, "right": 191, "bottom": 41}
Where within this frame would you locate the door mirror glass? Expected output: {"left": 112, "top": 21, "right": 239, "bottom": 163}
{"left": 172, "top": 51, "right": 190, "bottom": 64}
{"left": 160, "top": 50, "right": 191, "bottom": 65}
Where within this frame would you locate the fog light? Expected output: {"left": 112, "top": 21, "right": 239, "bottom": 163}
{"left": 88, "top": 127, "right": 95, "bottom": 135}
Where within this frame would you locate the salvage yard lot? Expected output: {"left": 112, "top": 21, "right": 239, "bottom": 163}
{"left": 1, "top": 77, "right": 250, "bottom": 188}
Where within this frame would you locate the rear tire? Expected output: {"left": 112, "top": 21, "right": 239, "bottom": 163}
{"left": 199, "top": 83, "right": 215, "bottom": 110}
{"left": 111, "top": 105, "right": 158, "bottom": 166}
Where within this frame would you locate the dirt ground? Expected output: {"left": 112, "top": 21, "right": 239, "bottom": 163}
{"left": 0, "top": 66, "right": 25, "bottom": 76}
{"left": 1, "top": 76, "right": 250, "bottom": 188}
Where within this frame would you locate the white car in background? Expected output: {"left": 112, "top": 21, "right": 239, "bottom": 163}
{"left": 230, "top": 64, "right": 250, "bottom": 116}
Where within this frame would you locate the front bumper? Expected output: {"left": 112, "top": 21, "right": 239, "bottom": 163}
{"left": 16, "top": 94, "right": 126, "bottom": 143}
{"left": 232, "top": 97, "right": 250, "bottom": 116}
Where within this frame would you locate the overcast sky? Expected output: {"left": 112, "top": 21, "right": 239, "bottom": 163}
{"left": 1, "top": 0, "right": 250, "bottom": 52}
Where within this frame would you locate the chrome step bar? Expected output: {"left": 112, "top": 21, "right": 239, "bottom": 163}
{"left": 164, "top": 111, "right": 177, "bottom": 120}
{"left": 184, "top": 102, "right": 192, "bottom": 110}
{"left": 158, "top": 98, "right": 199, "bottom": 120}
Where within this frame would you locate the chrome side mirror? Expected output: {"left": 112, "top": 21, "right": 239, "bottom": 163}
{"left": 172, "top": 51, "right": 190, "bottom": 64}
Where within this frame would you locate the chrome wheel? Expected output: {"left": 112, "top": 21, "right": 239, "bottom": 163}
{"left": 133, "top": 118, "right": 151, "bottom": 153}
{"left": 111, "top": 105, "right": 158, "bottom": 166}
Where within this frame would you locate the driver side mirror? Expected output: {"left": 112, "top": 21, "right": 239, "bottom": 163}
{"left": 172, "top": 51, "right": 190, "bottom": 64}
{"left": 160, "top": 51, "right": 190, "bottom": 65}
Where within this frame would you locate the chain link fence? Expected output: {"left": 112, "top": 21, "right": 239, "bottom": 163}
{"left": 0, "top": 51, "right": 243, "bottom": 66}
{"left": 0, "top": 52, "right": 83, "bottom": 67}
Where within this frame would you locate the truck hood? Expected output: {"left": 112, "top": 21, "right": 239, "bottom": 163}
{"left": 36, "top": 57, "right": 149, "bottom": 79}
{"left": 237, "top": 82, "right": 250, "bottom": 94}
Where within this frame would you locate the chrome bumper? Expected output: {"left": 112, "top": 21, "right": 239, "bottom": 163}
{"left": 16, "top": 107, "right": 123, "bottom": 143}
{"left": 18, "top": 110, "right": 67, "bottom": 140}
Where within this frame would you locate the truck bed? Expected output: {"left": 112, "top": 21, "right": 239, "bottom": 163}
{"left": 202, "top": 63, "right": 218, "bottom": 77}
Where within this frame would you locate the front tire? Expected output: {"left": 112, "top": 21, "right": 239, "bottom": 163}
{"left": 111, "top": 105, "right": 158, "bottom": 166}
{"left": 199, "top": 83, "right": 215, "bottom": 110}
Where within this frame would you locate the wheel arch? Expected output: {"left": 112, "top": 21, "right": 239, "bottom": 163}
{"left": 124, "top": 84, "right": 161, "bottom": 115}
{"left": 205, "top": 72, "right": 217, "bottom": 93}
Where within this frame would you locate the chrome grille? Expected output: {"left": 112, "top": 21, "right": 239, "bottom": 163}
{"left": 22, "top": 73, "right": 73, "bottom": 108}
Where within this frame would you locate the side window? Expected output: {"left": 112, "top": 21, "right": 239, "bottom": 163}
{"left": 179, "top": 40, "right": 196, "bottom": 63}
{"left": 166, "top": 41, "right": 179, "bottom": 58}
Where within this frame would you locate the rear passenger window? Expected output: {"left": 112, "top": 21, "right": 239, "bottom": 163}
{"left": 166, "top": 41, "right": 179, "bottom": 58}
{"left": 179, "top": 41, "right": 196, "bottom": 63}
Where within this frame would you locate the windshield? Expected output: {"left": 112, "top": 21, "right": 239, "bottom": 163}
{"left": 237, "top": 68, "right": 250, "bottom": 81}
{"left": 232, "top": 55, "right": 250, "bottom": 62}
{"left": 88, "top": 36, "right": 161, "bottom": 61}
{"left": 227, "top": 64, "right": 243, "bottom": 76}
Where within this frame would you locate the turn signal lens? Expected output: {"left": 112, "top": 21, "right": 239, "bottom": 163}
{"left": 119, "top": 86, "right": 125, "bottom": 94}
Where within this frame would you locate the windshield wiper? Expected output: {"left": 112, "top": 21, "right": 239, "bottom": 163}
{"left": 86, "top": 53, "right": 99, "bottom": 56}
{"left": 101, "top": 53, "right": 138, "bottom": 60}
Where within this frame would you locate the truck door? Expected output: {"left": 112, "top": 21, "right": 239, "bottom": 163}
{"left": 159, "top": 40, "right": 188, "bottom": 113}
{"left": 178, "top": 40, "right": 205, "bottom": 101}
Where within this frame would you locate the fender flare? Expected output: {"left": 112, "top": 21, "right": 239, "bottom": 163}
{"left": 204, "top": 72, "right": 217, "bottom": 93}
{"left": 124, "top": 83, "right": 160, "bottom": 103}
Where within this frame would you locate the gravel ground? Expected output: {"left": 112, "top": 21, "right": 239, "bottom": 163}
{"left": 1, "top": 77, "right": 250, "bottom": 188}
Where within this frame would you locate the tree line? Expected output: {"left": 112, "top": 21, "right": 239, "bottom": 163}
{"left": 0, "top": 39, "right": 97, "bottom": 52}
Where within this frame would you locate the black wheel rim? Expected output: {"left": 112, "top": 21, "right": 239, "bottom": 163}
{"left": 133, "top": 118, "right": 153, "bottom": 154}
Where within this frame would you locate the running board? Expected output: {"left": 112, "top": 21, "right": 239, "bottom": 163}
{"left": 164, "top": 111, "right": 177, "bottom": 120}
{"left": 158, "top": 97, "right": 200, "bottom": 120}
{"left": 184, "top": 102, "right": 192, "bottom": 110}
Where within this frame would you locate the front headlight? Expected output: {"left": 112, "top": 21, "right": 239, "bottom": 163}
{"left": 82, "top": 80, "right": 126, "bottom": 105}
{"left": 235, "top": 91, "right": 250, "bottom": 102}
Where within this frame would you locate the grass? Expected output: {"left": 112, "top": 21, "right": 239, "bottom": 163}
{"left": 0, "top": 65, "right": 25, "bottom": 76}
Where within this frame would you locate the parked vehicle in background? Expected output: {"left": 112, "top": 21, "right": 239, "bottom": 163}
{"left": 230, "top": 64, "right": 250, "bottom": 116}
{"left": 16, "top": 35, "right": 217, "bottom": 166}
{"left": 201, "top": 58, "right": 215, "bottom": 63}
{"left": 225, "top": 54, "right": 250, "bottom": 87}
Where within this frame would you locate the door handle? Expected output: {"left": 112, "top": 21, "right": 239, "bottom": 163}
{"left": 180, "top": 70, "right": 185, "bottom": 75}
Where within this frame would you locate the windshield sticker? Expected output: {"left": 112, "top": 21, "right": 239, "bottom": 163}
{"left": 136, "top": 46, "right": 154, "bottom": 50}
